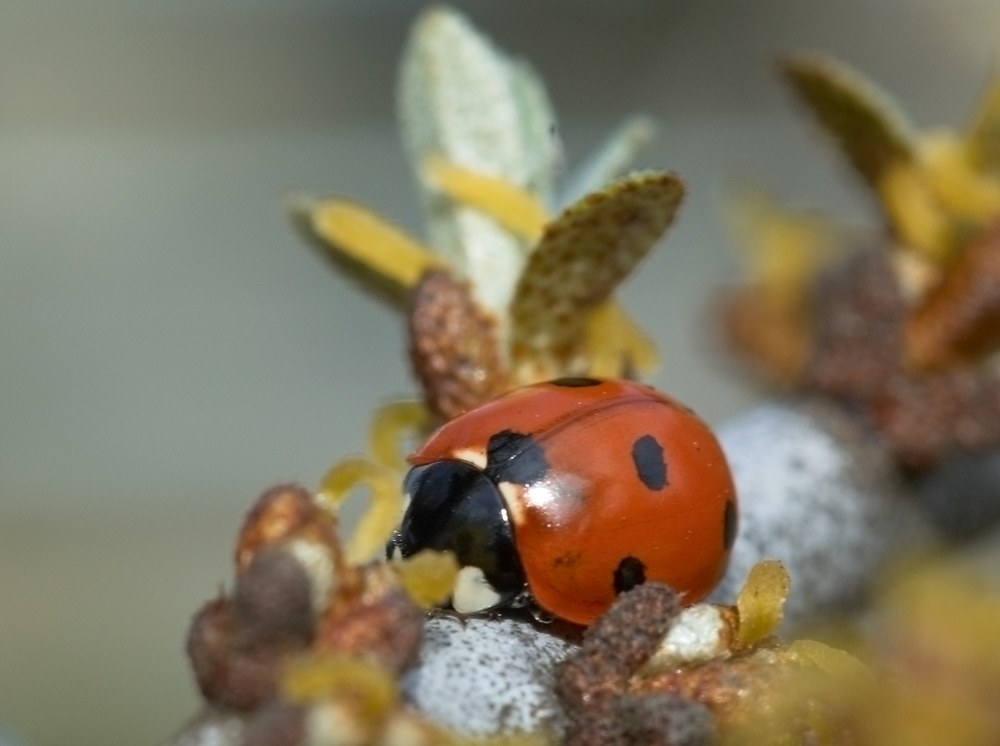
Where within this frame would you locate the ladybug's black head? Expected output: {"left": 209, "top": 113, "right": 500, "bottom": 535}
{"left": 386, "top": 459, "right": 526, "bottom": 614}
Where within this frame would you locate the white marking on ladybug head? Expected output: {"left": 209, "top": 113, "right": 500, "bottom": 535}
{"left": 452, "top": 565, "right": 502, "bottom": 614}
{"left": 498, "top": 481, "right": 527, "bottom": 526}
{"left": 452, "top": 447, "right": 488, "bottom": 470}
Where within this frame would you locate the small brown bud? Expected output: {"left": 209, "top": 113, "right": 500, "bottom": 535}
{"left": 408, "top": 267, "right": 508, "bottom": 419}
{"left": 233, "top": 546, "right": 315, "bottom": 648}
{"left": 243, "top": 701, "right": 306, "bottom": 746}
{"left": 235, "top": 484, "right": 342, "bottom": 572}
{"left": 317, "top": 564, "right": 424, "bottom": 674}
{"left": 186, "top": 597, "right": 281, "bottom": 711}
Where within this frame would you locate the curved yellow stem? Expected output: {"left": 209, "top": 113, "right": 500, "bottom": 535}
{"left": 367, "top": 400, "right": 433, "bottom": 473}
{"left": 423, "top": 155, "right": 550, "bottom": 242}
{"left": 282, "top": 654, "right": 397, "bottom": 715}
{"left": 316, "top": 458, "right": 403, "bottom": 565}
{"left": 303, "top": 197, "right": 442, "bottom": 289}
{"left": 583, "top": 301, "right": 659, "bottom": 378}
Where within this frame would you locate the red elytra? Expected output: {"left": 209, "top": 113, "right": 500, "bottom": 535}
{"left": 405, "top": 377, "right": 738, "bottom": 626}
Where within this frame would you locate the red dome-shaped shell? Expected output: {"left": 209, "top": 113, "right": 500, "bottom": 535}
{"left": 408, "top": 377, "right": 738, "bottom": 626}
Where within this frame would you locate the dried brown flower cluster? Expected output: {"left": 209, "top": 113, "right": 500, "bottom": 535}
{"left": 178, "top": 482, "right": 1000, "bottom": 746}
{"left": 553, "top": 560, "right": 874, "bottom": 746}
{"left": 184, "top": 485, "right": 457, "bottom": 745}
{"left": 556, "top": 554, "right": 1000, "bottom": 746}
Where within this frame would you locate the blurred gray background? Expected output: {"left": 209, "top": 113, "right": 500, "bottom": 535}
{"left": 1, "top": 1, "right": 998, "bottom": 744}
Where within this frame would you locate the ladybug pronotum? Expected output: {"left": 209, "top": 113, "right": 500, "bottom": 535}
{"left": 387, "top": 377, "right": 738, "bottom": 626}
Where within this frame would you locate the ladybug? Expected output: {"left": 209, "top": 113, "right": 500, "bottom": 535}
{"left": 386, "top": 377, "right": 738, "bottom": 626}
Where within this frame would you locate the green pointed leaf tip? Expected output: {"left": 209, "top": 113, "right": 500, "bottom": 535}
{"left": 780, "top": 53, "right": 918, "bottom": 190}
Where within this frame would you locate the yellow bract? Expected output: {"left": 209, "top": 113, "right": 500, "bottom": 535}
{"left": 395, "top": 549, "right": 461, "bottom": 609}
{"left": 787, "top": 638, "right": 872, "bottom": 682}
{"left": 880, "top": 134, "right": 1000, "bottom": 264}
{"left": 924, "top": 134, "right": 1000, "bottom": 222}
{"left": 782, "top": 54, "right": 1000, "bottom": 267}
{"left": 728, "top": 188, "right": 840, "bottom": 308}
{"left": 879, "top": 160, "right": 954, "bottom": 263}
{"left": 582, "top": 301, "right": 658, "bottom": 379}
{"left": 966, "top": 79, "right": 1000, "bottom": 175}
{"left": 282, "top": 655, "right": 397, "bottom": 716}
{"left": 316, "top": 458, "right": 401, "bottom": 566}
{"left": 315, "top": 401, "right": 432, "bottom": 565}
{"left": 735, "top": 559, "right": 791, "bottom": 647}
{"left": 367, "top": 400, "right": 432, "bottom": 474}
{"left": 300, "top": 197, "right": 443, "bottom": 293}
{"left": 422, "top": 155, "right": 550, "bottom": 243}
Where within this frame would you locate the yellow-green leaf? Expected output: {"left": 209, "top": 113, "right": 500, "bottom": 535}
{"left": 509, "top": 171, "right": 683, "bottom": 376}
{"left": 781, "top": 54, "right": 917, "bottom": 192}
{"left": 292, "top": 196, "right": 441, "bottom": 300}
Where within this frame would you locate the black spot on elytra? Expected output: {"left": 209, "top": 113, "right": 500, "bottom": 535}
{"left": 632, "top": 434, "right": 667, "bottom": 490}
{"left": 723, "top": 499, "right": 738, "bottom": 551}
{"left": 485, "top": 429, "right": 548, "bottom": 485}
{"left": 613, "top": 555, "right": 647, "bottom": 594}
{"left": 549, "top": 376, "right": 602, "bottom": 387}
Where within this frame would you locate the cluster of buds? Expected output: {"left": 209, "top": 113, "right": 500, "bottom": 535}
{"left": 293, "top": 7, "right": 681, "bottom": 423}
{"left": 178, "top": 483, "right": 1000, "bottom": 746}
{"left": 178, "top": 482, "right": 866, "bottom": 745}
{"left": 721, "top": 54, "right": 1000, "bottom": 469}
{"left": 182, "top": 485, "right": 458, "bottom": 745}
{"left": 556, "top": 560, "right": 868, "bottom": 746}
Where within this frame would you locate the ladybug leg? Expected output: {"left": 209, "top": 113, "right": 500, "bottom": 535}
{"left": 508, "top": 592, "right": 555, "bottom": 624}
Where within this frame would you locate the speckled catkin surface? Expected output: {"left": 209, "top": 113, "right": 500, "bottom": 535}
{"left": 710, "top": 400, "right": 932, "bottom": 624}
{"left": 401, "top": 613, "right": 574, "bottom": 736}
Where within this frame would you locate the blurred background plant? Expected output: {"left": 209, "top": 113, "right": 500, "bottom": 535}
{"left": 721, "top": 53, "right": 1000, "bottom": 473}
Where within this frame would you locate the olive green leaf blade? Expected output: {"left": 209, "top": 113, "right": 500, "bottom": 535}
{"left": 780, "top": 54, "right": 918, "bottom": 192}
{"left": 510, "top": 171, "right": 684, "bottom": 369}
